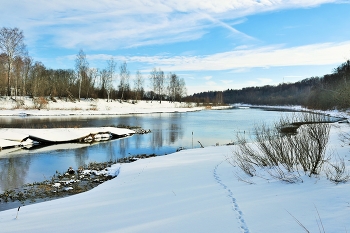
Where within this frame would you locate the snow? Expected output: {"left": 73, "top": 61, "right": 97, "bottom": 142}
{"left": 0, "top": 122, "right": 349, "bottom": 232}
{"left": 0, "top": 97, "right": 204, "bottom": 116}
{"left": 0, "top": 127, "right": 134, "bottom": 152}
{"left": 0, "top": 100, "right": 350, "bottom": 232}
{"left": 52, "top": 183, "right": 61, "bottom": 188}
{"left": 0, "top": 139, "right": 21, "bottom": 148}
{"left": 0, "top": 127, "right": 134, "bottom": 144}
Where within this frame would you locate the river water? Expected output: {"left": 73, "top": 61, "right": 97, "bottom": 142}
{"left": 0, "top": 108, "right": 295, "bottom": 193}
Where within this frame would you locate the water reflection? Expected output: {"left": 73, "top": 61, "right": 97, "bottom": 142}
{"left": 74, "top": 147, "right": 89, "bottom": 169}
{"left": 118, "top": 138, "right": 127, "bottom": 155}
{"left": 0, "top": 155, "right": 31, "bottom": 191}
{"left": 0, "top": 109, "right": 296, "bottom": 192}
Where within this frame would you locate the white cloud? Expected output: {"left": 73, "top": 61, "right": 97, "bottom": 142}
{"left": 204, "top": 76, "right": 212, "bottom": 80}
{"left": 82, "top": 41, "right": 350, "bottom": 72}
{"left": 0, "top": 0, "right": 341, "bottom": 50}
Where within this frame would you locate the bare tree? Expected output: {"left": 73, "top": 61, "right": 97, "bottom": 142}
{"left": 106, "top": 58, "right": 116, "bottom": 102}
{"left": 167, "top": 72, "right": 187, "bottom": 102}
{"left": 75, "top": 49, "right": 89, "bottom": 101}
{"left": 21, "top": 56, "right": 32, "bottom": 97}
{"left": 87, "top": 68, "right": 98, "bottom": 98}
{"left": 0, "top": 53, "right": 7, "bottom": 95}
{"left": 134, "top": 70, "right": 144, "bottom": 102}
{"left": 54, "top": 69, "right": 74, "bottom": 99}
{"left": 149, "top": 67, "right": 165, "bottom": 103}
{"left": 156, "top": 69, "right": 165, "bottom": 103}
{"left": 12, "top": 56, "right": 23, "bottom": 99}
{"left": 167, "top": 72, "right": 176, "bottom": 102}
{"left": 149, "top": 68, "right": 157, "bottom": 102}
{"left": 177, "top": 77, "right": 187, "bottom": 102}
{"left": 119, "top": 61, "right": 130, "bottom": 102}
{"left": 99, "top": 68, "right": 108, "bottom": 99}
{"left": 0, "top": 27, "right": 26, "bottom": 97}
{"left": 28, "top": 61, "right": 46, "bottom": 97}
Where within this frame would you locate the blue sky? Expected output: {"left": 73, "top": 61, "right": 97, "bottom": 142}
{"left": 1, "top": 0, "right": 350, "bottom": 94}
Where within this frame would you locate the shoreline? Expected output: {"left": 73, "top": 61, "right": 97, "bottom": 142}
{"left": 0, "top": 97, "right": 230, "bottom": 117}
{"left": 2, "top": 96, "right": 347, "bottom": 121}
{"left": 0, "top": 154, "right": 157, "bottom": 212}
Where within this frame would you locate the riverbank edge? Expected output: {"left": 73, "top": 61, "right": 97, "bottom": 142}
{"left": 0, "top": 154, "right": 157, "bottom": 212}
{"left": 0, "top": 98, "right": 232, "bottom": 116}
{"left": 233, "top": 103, "right": 350, "bottom": 120}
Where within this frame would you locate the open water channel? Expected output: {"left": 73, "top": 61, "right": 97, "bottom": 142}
{"left": 0, "top": 107, "right": 297, "bottom": 193}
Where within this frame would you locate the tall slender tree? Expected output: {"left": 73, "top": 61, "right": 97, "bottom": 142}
{"left": 75, "top": 49, "right": 89, "bottom": 101}
{"left": 119, "top": 61, "right": 130, "bottom": 102}
{"left": 149, "top": 67, "right": 165, "bottom": 103}
{"left": 167, "top": 72, "right": 187, "bottom": 102}
{"left": 0, "top": 27, "right": 26, "bottom": 96}
{"left": 106, "top": 58, "right": 116, "bottom": 102}
{"left": 134, "top": 70, "right": 144, "bottom": 102}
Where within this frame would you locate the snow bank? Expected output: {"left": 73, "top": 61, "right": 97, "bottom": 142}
{"left": 0, "top": 98, "right": 204, "bottom": 116}
{"left": 0, "top": 122, "right": 349, "bottom": 233}
{"left": 0, "top": 127, "right": 134, "bottom": 142}
{"left": 0, "top": 127, "right": 134, "bottom": 152}
{"left": 0, "top": 139, "right": 21, "bottom": 149}
{"left": 233, "top": 103, "right": 350, "bottom": 120}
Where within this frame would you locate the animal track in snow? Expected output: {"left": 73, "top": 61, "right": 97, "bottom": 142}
{"left": 213, "top": 162, "right": 250, "bottom": 233}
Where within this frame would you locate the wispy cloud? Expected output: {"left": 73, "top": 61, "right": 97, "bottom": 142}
{"left": 81, "top": 41, "right": 350, "bottom": 71}
{"left": 0, "top": 0, "right": 341, "bottom": 50}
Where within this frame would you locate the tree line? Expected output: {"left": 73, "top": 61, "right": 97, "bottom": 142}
{"left": 0, "top": 27, "right": 187, "bottom": 103}
{"left": 187, "top": 60, "right": 350, "bottom": 110}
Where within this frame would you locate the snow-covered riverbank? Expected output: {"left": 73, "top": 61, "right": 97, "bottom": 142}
{"left": 0, "top": 122, "right": 349, "bottom": 232}
{"left": 0, "top": 97, "right": 206, "bottom": 116}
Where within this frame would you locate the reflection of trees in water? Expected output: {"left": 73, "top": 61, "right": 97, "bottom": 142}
{"left": 134, "top": 135, "right": 143, "bottom": 149}
{"left": 105, "top": 142, "right": 117, "bottom": 161}
{"left": 168, "top": 123, "right": 182, "bottom": 144}
{"left": 151, "top": 129, "right": 163, "bottom": 149}
{"left": 0, "top": 156, "right": 31, "bottom": 192}
{"left": 118, "top": 116, "right": 131, "bottom": 128}
{"left": 167, "top": 114, "right": 183, "bottom": 145}
{"left": 74, "top": 147, "right": 89, "bottom": 168}
{"left": 117, "top": 138, "right": 130, "bottom": 156}
{"left": 147, "top": 113, "right": 185, "bottom": 150}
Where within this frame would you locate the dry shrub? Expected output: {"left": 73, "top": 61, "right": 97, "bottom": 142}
{"left": 89, "top": 104, "right": 98, "bottom": 111}
{"left": 232, "top": 113, "right": 332, "bottom": 183}
{"left": 33, "top": 97, "right": 48, "bottom": 109}
{"left": 325, "top": 155, "right": 350, "bottom": 184}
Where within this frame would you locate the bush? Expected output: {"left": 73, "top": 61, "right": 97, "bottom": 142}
{"left": 325, "top": 156, "right": 350, "bottom": 184}
{"left": 232, "top": 113, "right": 331, "bottom": 182}
{"left": 33, "top": 96, "right": 48, "bottom": 109}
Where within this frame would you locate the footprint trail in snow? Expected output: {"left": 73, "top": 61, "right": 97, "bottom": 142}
{"left": 213, "top": 162, "right": 250, "bottom": 233}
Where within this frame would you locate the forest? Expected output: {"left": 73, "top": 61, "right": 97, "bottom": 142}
{"left": 2, "top": 27, "right": 350, "bottom": 110}
{"left": 187, "top": 60, "right": 350, "bottom": 110}
{"left": 0, "top": 27, "right": 187, "bottom": 103}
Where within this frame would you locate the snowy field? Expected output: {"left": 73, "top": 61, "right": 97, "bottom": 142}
{"left": 0, "top": 98, "right": 349, "bottom": 232}
{"left": 0, "top": 122, "right": 349, "bottom": 232}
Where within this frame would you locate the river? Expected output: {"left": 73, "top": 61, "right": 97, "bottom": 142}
{"left": 0, "top": 107, "right": 295, "bottom": 193}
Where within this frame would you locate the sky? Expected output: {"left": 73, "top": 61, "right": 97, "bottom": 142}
{"left": 1, "top": 0, "right": 350, "bottom": 95}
